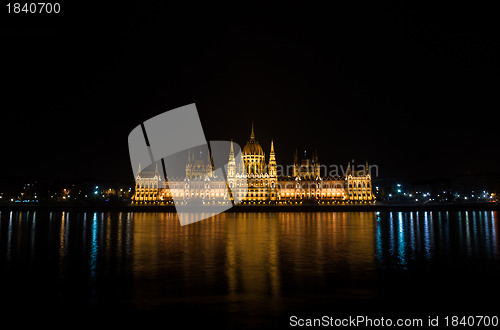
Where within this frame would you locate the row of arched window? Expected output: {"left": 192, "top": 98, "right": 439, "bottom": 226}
{"left": 348, "top": 182, "right": 371, "bottom": 189}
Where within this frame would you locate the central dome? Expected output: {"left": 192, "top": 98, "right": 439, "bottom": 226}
{"left": 242, "top": 122, "right": 264, "bottom": 156}
{"left": 243, "top": 140, "right": 264, "bottom": 155}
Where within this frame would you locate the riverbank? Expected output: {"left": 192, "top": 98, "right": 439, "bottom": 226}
{"left": 0, "top": 202, "right": 497, "bottom": 213}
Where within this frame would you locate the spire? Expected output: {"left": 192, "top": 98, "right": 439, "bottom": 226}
{"left": 187, "top": 149, "right": 191, "bottom": 162}
{"left": 229, "top": 139, "right": 235, "bottom": 162}
{"left": 155, "top": 162, "right": 159, "bottom": 176}
{"left": 269, "top": 140, "right": 276, "bottom": 163}
{"left": 250, "top": 121, "right": 255, "bottom": 141}
{"left": 137, "top": 163, "right": 142, "bottom": 176}
{"left": 294, "top": 149, "right": 298, "bottom": 164}
{"left": 268, "top": 139, "right": 277, "bottom": 177}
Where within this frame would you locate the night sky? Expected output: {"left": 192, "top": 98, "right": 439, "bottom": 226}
{"left": 1, "top": 2, "right": 498, "bottom": 183}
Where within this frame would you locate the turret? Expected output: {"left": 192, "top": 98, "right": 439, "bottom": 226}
{"left": 268, "top": 140, "right": 277, "bottom": 178}
{"left": 268, "top": 139, "right": 278, "bottom": 200}
{"left": 227, "top": 140, "right": 236, "bottom": 178}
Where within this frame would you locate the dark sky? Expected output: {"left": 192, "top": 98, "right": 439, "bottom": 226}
{"left": 1, "top": 2, "right": 498, "bottom": 183}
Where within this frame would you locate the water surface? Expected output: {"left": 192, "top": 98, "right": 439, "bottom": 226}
{"left": 0, "top": 211, "right": 498, "bottom": 327}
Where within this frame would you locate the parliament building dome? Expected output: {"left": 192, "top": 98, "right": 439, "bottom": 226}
{"left": 242, "top": 122, "right": 264, "bottom": 156}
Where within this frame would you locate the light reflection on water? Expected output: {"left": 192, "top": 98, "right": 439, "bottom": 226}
{"left": 0, "top": 210, "right": 499, "bottom": 325}
{"left": 375, "top": 211, "right": 499, "bottom": 268}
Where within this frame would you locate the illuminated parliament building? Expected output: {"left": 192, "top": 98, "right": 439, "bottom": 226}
{"left": 132, "top": 124, "right": 374, "bottom": 205}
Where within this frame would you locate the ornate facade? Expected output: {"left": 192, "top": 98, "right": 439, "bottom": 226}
{"left": 132, "top": 123, "right": 374, "bottom": 205}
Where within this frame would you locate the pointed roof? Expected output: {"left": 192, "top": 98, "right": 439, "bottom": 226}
{"left": 243, "top": 121, "right": 264, "bottom": 156}
{"left": 229, "top": 140, "right": 235, "bottom": 162}
{"left": 269, "top": 139, "right": 276, "bottom": 165}
{"left": 250, "top": 121, "right": 255, "bottom": 141}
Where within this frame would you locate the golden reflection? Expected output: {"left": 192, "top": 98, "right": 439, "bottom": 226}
{"left": 129, "top": 212, "right": 377, "bottom": 301}
{"left": 131, "top": 212, "right": 163, "bottom": 276}
{"left": 59, "top": 211, "right": 66, "bottom": 258}
{"left": 131, "top": 212, "right": 229, "bottom": 301}
{"left": 180, "top": 214, "right": 226, "bottom": 287}
{"left": 225, "top": 212, "right": 281, "bottom": 299}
